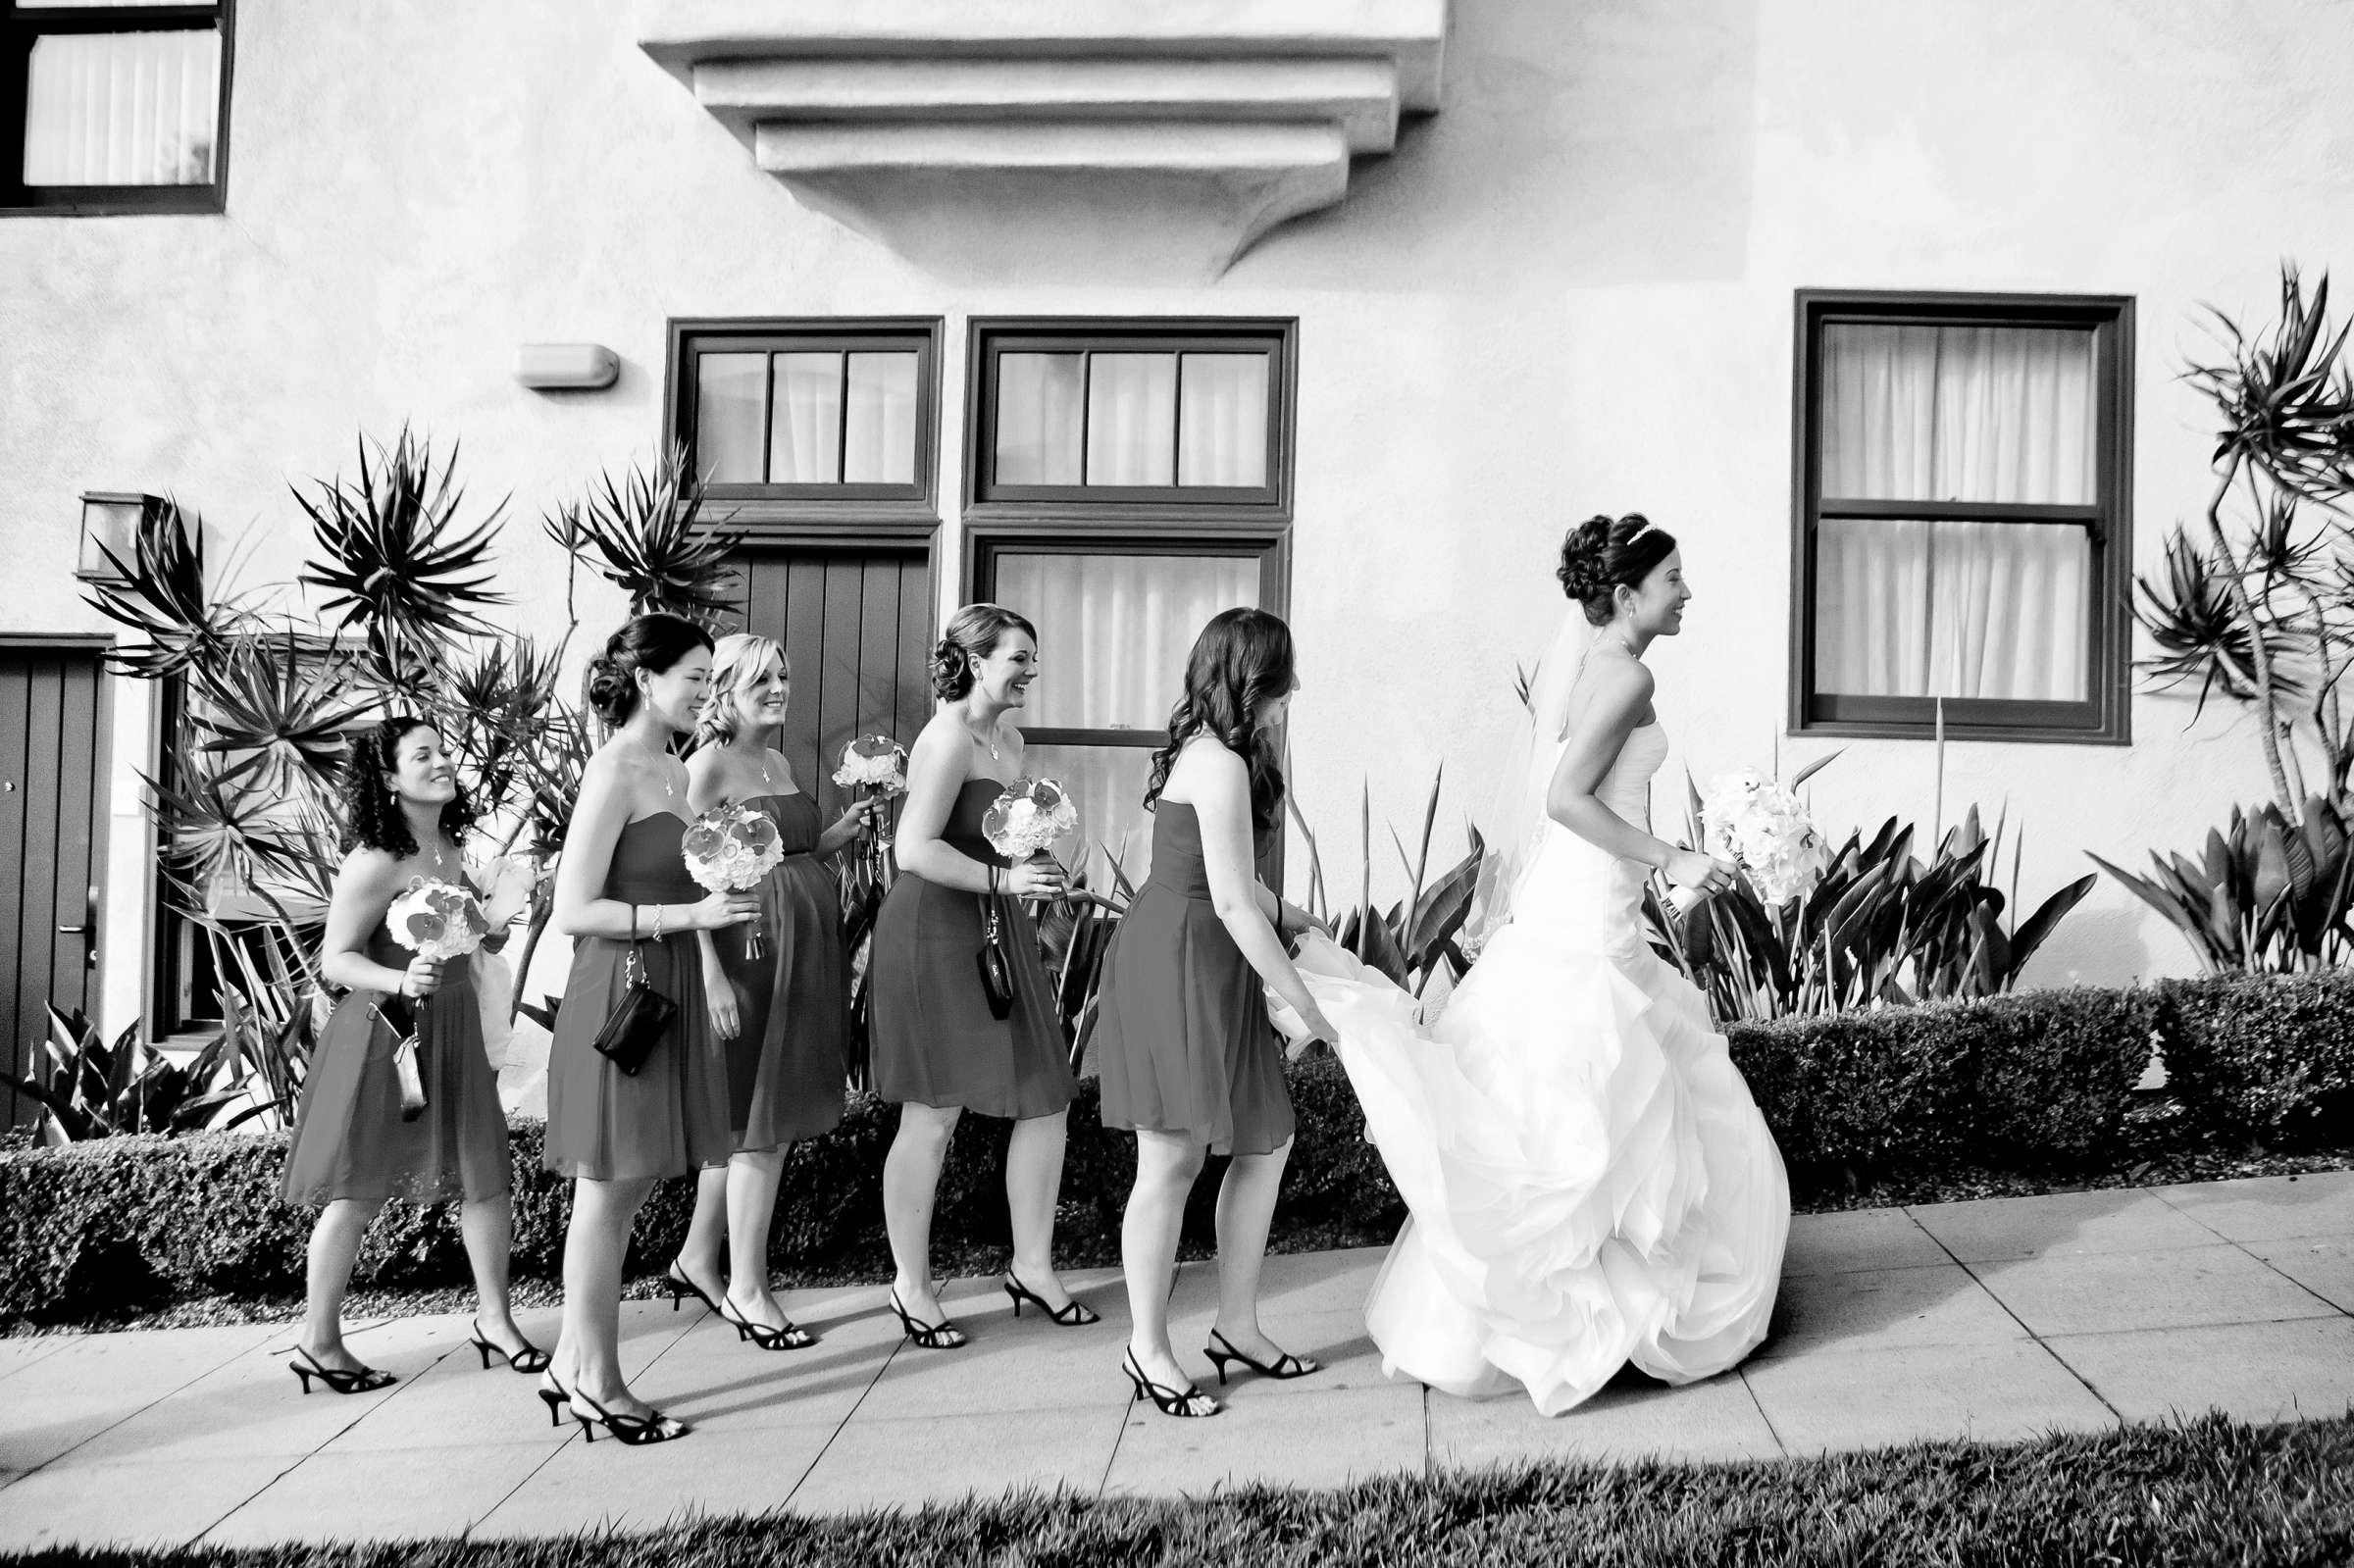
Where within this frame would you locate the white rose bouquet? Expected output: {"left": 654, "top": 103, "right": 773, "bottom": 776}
{"left": 380, "top": 877, "right": 493, "bottom": 1121}
{"left": 1696, "top": 768, "right": 1833, "bottom": 907}
{"left": 833, "top": 733, "right": 909, "bottom": 878}
{"left": 982, "top": 777, "right": 1078, "bottom": 866}
{"left": 683, "top": 802, "right": 787, "bottom": 958}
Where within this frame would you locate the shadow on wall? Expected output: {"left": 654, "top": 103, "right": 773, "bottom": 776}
{"left": 1239, "top": 0, "right": 1763, "bottom": 291}
{"left": 2019, "top": 902, "right": 2158, "bottom": 991}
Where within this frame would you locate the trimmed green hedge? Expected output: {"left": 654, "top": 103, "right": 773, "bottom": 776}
{"left": 3, "top": 973, "right": 2342, "bottom": 1324}
{"left": 2158, "top": 971, "right": 2354, "bottom": 1144}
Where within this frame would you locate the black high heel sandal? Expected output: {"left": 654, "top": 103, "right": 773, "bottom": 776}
{"left": 567, "top": 1387, "right": 690, "bottom": 1446}
{"left": 664, "top": 1261, "right": 719, "bottom": 1313}
{"left": 287, "top": 1345, "right": 396, "bottom": 1396}
{"left": 718, "top": 1296, "right": 817, "bottom": 1351}
{"left": 1004, "top": 1273, "right": 1100, "bottom": 1327}
{"left": 535, "top": 1369, "right": 570, "bottom": 1428}
{"left": 469, "top": 1318, "right": 551, "bottom": 1374}
{"left": 887, "top": 1289, "right": 967, "bottom": 1349}
{"left": 1120, "top": 1348, "right": 1218, "bottom": 1418}
{"left": 1203, "top": 1328, "right": 1320, "bottom": 1386}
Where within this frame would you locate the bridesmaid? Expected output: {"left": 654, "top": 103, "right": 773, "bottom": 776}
{"left": 543, "top": 614, "right": 757, "bottom": 1445}
{"left": 867, "top": 603, "right": 1091, "bottom": 1347}
{"left": 281, "top": 715, "right": 537, "bottom": 1393}
{"left": 1094, "top": 608, "right": 1337, "bottom": 1418}
{"left": 667, "top": 632, "right": 878, "bottom": 1349}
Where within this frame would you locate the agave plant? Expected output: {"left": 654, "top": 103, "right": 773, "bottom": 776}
{"left": 189, "top": 632, "right": 376, "bottom": 794}
{"left": 1648, "top": 797, "right": 2095, "bottom": 1023}
{"left": 2134, "top": 265, "right": 2354, "bottom": 823}
{"left": 0, "top": 1006, "right": 257, "bottom": 1142}
{"left": 85, "top": 498, "right": 255, "bottom": 681}
{"left": 2089, "top": 797, "right": 2354, "bottom": 973}
{"left": 550, "top": 445, "right": 744, "bottom": 624}
{"left": 295, "top": 428, "right": 510, "bottom": 696}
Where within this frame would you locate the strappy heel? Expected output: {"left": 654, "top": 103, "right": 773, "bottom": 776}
{"left": 1121, "top": 1348, "right": 1218, "bottom": 1417}
{"left": 887, "top": 1289, "right": 967, "bottom": 1349}
{"left": 287, "top": 1345, "right": 395, "bottom": 1396}
{"left": 567, "top": 1387, "right": 690, "bottom": 1445}
{"left": 718, "top": 1296, "right": 817, "bottom": 1351}
{"left": 1203, "top": 1328, "right": 1320, "bottom": 1386}
{"left": 469, "top": 1318, "right": 551, "bottom": 1374}
{"left": 664, "top": 1261, "right": 718, "bottom": 1314}
{"left": 1004, "top": 1273, "right": 1100, "bottom": 1327}
{"left": 535, "top": 1369, "right": 570, "bottom": 1428}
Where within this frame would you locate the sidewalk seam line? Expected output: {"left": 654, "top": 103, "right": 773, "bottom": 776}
{"left": 776, "top": 1312, "right": 905, "bottom": 1513}
{"left": 1907, "top": 1215, "right": 2124, "bottom": 1425}
{"left": 19, "top": 1323, "right": 321, "bottom": 1479}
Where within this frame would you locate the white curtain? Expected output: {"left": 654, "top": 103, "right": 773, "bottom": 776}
{"left": 768, "top": 352, "right": 841, "bottom": 483}
{"left": 695, "top": 352, "right": 767, "bottom": 483}
{"left": 995, "top": 350, "right": 1269, "bottom": 487}
{"left": 23, "top": 28, "right": 220, "bottom": 186}
{"left": 1815, "top": 325, "right": 2096, "bottom": 700}
{"left": 993, "top": 551, "right": 1258, "bottom": 883}
{"left": 844, "top": 351, "right": 917, "bottom": 483}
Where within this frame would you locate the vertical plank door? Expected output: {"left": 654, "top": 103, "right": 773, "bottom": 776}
{"left": 0, "top": 644, "right": 109, "bottom": 1128}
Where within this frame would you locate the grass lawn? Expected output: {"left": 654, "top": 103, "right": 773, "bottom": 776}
{"left": 12, "top": 1412, "right": 2350, "bottom": 1567}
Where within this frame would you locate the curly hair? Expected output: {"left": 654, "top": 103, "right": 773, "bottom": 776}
{"left": 696, "top": 632, "right": 788, "bottom": 749}
{"left": 583, "top": 612, "right": 716, "bottom": 730}
{"left": 1557, "top": 513, "right": 1679, "bottom": 626}
{"left": 1143, "top": 607, "right": 1294, "bottom": 832}
{"left": 339, "top": 715, "right": 476, "bottom": 858}
{"left": 931, "top": 603, "right": 1038, "bottom": 701}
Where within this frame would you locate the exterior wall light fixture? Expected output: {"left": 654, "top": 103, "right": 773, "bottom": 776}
{"left": 76, "top": 491, "right": 162, "bottom": 583}
{"left": 513, "top": 343, "right": 621, "bottom": 391}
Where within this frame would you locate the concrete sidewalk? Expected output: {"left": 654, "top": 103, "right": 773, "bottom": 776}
{"left": 1, "top": 1171, "right": 2350, "bottom": 1551}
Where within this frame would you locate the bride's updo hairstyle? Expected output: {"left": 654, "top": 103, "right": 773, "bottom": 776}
{"left": 1144, "top": 607, "right": 1294, "bottom": 832}
{"left": 1558, "top": 513, "right": 1678, "bottom": 626}
{"left": 931, "top": 603, "right": 1038, "bottom": 701}
{"left": 583, "top": 612, "right": 715, "bottom": 730}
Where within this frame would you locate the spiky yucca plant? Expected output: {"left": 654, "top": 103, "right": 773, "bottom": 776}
{"left": 549, "top": 444, "right": 744, "bottom": 624}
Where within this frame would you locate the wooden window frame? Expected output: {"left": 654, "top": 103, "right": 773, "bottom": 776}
{"left": 663, "top": 317, "right": 943, "bottom": 541}
{"left": 1789, "top": 289, "right": 2135, "bottom": 745}
{"left": 0, "top": 0, "right": 233, "bottom": 217}
{"left": 964, "top": 317, "right": 1297, "bottom": 521}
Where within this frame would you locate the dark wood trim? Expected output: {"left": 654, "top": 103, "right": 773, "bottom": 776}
{"left": 963, "top": 316, "right": 1298, "bottom": 518}
{"left": 0, "top": 0, "right": 231, "bottom": 217}
{"left": 1788, "top": 289, "right": 2135, "bottom": 746}
{"left": 0, "top": 632, "right": 111, "bottom": 648}
{"left": 663, "top": 316, "right": 943, "bottom": 521}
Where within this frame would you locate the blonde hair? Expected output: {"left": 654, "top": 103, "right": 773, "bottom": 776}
{"left": 696, "top": 632, "right": 789, "bottom": 747}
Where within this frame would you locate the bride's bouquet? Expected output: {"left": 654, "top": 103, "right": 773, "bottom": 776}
{"left": 684, "top": 802, "right": 786, "bottom": 959}
{"left": 381, "top": 878, "right": 492, "bottom": 1121}
{"left": 1695, "top": 769, "right": 1832, "bottom": 906}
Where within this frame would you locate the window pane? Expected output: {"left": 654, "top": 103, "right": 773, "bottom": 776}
{"left": 1085, "top": 353, "right": 1177, "bottom": 486}
{"left": 993, "top": 552, "right": 1259, "bottom": 730}
{"left": 1814, "top": 519, "right": 2088, "bottom": 701}
{"left": 1020, "top": 744, "right": 1157, "bottom": 889}
{"left": 1821, "top": 325, "right": 2096, "bottom": 504}
{"left": 23, "top": 29, "right": 221, "bottom": 186}
{"left": 996, "top": 353, "right": 1084, "bottom": 484}
{"left": 844, "top": 351, "right": 918, "bottom": 484}
{"left": 694, "top": 352, "right": 768, "bottom": 483}
{"left": 769, "top": 352, "right": 843, "bottom": 483}
{"left": 1178, "top": 353, "right": 1270, "bottom": 486}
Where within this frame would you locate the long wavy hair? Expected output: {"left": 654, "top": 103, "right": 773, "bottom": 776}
{"left": 339, "top": 714, "right": 476, "bottom": 858}
{"left": 696, "top": 632, "right": 788, "bottom": 749}
{"left": 1143, "top": 608, "right": 1295, "bottom": 831}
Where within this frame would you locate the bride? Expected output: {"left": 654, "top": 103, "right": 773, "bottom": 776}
{"left": 1294, "top": 514, "right": 1791, "bottom": 1416}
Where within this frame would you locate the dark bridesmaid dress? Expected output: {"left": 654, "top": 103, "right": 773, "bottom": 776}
{"left": 281, "top": 927, "right": 510, "bottom": 1205}
{"left": 543, "top": 813, "right": 734, "bottom": 1181}
{"left": 868, "top": 778, "right": 1077, "bottom": 1119}
{"left": 1094, "top": 803, "right": 1295, "bottom": 1156}
{"left": 717, "top": 791, "right": 848, "bottom": 1148}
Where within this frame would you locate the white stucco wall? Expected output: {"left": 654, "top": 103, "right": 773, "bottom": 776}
{"left": 6, "top": 0, "right": 2353, "bottom": 1037}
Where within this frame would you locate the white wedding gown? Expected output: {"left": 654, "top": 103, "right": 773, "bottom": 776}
{"left": 1295, "top": 722, "right": 1790, "bottom": 1415}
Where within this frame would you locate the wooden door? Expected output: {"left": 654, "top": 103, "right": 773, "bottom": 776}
{"left": 0, "top": 642, "right": 109, "bottom": 1126}
{"left": 736, "top": 548, "right": 934, "bottom": 812}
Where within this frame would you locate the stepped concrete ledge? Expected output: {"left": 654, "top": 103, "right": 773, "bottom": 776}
{"left": 1, "top": 1172, "right": 2349, "bottom": 1548}
{"left": 636, "top": 0, "right": 1449, "bottom": 275}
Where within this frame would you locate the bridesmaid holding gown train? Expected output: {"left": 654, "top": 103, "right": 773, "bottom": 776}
{"left": 1092, "top": 608, "right": 1337, "bottom": 1418}
{"left": 865, "top": 603, "right": 1092, "bottom": 1348}
{"left": 666, "top": 632, "right": 878, "bottom": 1351}
{"left": 542, "top": 614, "right": 757, "bottom": 1445}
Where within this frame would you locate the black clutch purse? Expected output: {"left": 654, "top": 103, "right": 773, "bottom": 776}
{"left": 976, "top": 900, "right": 1015, "bottom": 1021}
{"left": 592, "top": 908, "right": 677, "bottom": 1076}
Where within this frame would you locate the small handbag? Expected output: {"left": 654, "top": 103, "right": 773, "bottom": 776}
{"left": 975, "top": 900, "right": 1015, "bottom": 1021}
{"left": 592, "top": 907, "right": 677, "bottom": 1076}
{"left": 372, "top": 996, "right": 429, "bottom": 1123}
